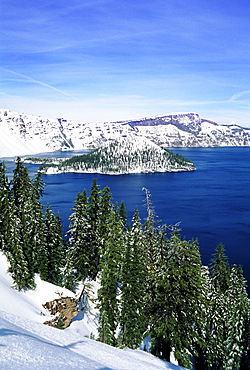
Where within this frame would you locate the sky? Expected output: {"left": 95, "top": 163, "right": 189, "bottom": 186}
{"left": 1, "top": 0, "right": 250, "bottom": 126}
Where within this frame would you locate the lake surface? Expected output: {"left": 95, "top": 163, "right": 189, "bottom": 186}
{"left": 4, "top": 147, "right": 250, "bottom": 289}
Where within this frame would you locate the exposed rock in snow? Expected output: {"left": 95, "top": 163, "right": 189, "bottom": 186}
{"left": 43, "top": 297, "right": 78, "bottom": 329}
{"left": 1, "top": 109, "right": 250, "bottom": 157}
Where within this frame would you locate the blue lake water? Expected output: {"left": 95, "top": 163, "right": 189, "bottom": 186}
{"left": 4, "top": 147, "right": 250, "bottom": 289}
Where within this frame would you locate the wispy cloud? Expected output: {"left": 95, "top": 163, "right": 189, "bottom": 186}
{"left": 228, "top": 90, "right": 250, "bottom": 102}
{"left": 1, "top": 1, "right": 250, "bottom": 126}
{"left": 1, "top": 69, "right": 78, "bottom": 101}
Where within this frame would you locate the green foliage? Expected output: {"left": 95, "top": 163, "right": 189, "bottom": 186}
{"left": 65, "top": 180, "right": 123, "bottom": 291}
{"left": 6, "top": 209, "right": 35, "bottom": 291}
{"left": 56, "top": 314, "right": 65, "bottom": 330}
{"left": 0, "top": 162, "right": 11, "bottom": 252}
{"left": 194, "top": 245, "right": 250, "bottom": 370}
{"left": 148, "top": 232, "right": 206, "bottom": 368}
{"left": 0, "top": 159, "right": 64, "bottom": 290}
{"left": 38, "top": 205, "right": 64, "bottom": 285}
{"left": 142, "top": 188, "right": 206, "bottom": 367}
{"left": 118, "top": 200, "right": 128, "bottom": 230}
{"left": 88, "top": 179, "right": 102, "bottom": 279}
{"left": 210, "top": 242, "right": 230, "bottom": 292}
{"left": 10, "top": 157, "right": 44, "bottom": 279}
{"left": 64, "top": 189, "right": 91, "bottom": 290}
{"left": 118, "top": 208, "right": 147, "bottom": 349}
{"left": 97, "top": 207, "right": 124, "bottom": 346}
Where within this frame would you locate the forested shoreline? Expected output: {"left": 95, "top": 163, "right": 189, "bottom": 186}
{"left": 0, "top": 158, "right": 249, "bottom": 369}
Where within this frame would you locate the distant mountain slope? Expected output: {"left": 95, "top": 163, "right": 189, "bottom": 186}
{"left": 1, "top": 109, "right": 250, "bottom": 157}
{"left": 127, "top": 113, "right": 250, "bottom": 147}
{"left": 40, "top": 136, "right": 195, "bottom": 174}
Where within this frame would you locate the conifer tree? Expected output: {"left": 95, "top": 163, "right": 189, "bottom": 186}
{"left": 38, "top": 205, "right": 64, "bottom": 285}
{"left": 88, "top": 178, "right": 101, "bottom": 279}
{"left": 142, "top": 187, "right": 160, "bottom": 320}
{"left": 210, "top": 242, "right": 230, "bottom": 292}
{"left": 10, "top": 158, "right": 44, "bottom": 278}
{"left": 64, "top": 189, "right": 92, "bottom": 290}
{"left": 119, "top": 200, "right": 128, "bottom": 230}
{"left": 0, "top": 162, "right": 11, "bottom": 252}
{"left": 149, "top": 231, "right": 205, "bottom": 368}
{"left": 119, "top": 208, "right": 147, "bottom": 349}
{"left": 6, "top": 201, "right": 35, "bottom": 290}
{"left": 200, "top": 245, "right": 250, "bottom": 370}
{"left": 97, "top": 204, "right": 124, "bottom": 347}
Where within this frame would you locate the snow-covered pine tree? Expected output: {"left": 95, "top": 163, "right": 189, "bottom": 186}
{"left": 10, "top": 158, "right": 44, "bottom": 280}
{"left": 149, "top": 231, "right": 205, "bottom": 368}
{"left": 64, "top": 189, "right": 92, "bottom": 291}
{"left": 210, "top": 242, "right": 230, "bottom": 292}
{"left": 97, "top": 196, "right": 124, "bottom": 347}
{"left": 0, "top": 161, "right": 36, "bottom": 289}
{"left": 6, "top": 201, "right": 35, "bottom": 290}
{"left": 201, "top": 245, "right": 250, "bottom": 370}
{"left": 226, "top": 265, "right": 250, "bottom": 369}
{"left": 119, "top": 200, "right": 128, "bottom": 230}
{"left": 239, "top": 267, "right": 250, "bottom": 369}
{"left": 88, "top": 178, "right": 102, "bottom": 279}
{"left": 119, "top": 207, "right": 147, "bottom": 349}
{"left": 30, "top": 171, "right": 48, "bottom": 275}
{"left": 142, "top": 188, "right": 172, "bottom": 359}
{"left": 0, "top": 162, "right": 11, "bottom": 252}
{"left": 38, "top": 204, "right": 64, "bottom": 285}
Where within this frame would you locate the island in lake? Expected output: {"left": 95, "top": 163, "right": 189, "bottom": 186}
{"left": 26, "top": 136, "right": 195, "bottom": 175}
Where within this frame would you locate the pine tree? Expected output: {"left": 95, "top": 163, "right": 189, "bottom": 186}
{"left": 10, "top": 158, "right": 44, "bottom": 278}
{"left": 97, "top": 205, "right": 124, "bottom": 347}
{"left": 149, "top": 231, "right": 205, "bottom": 368}
{"left": 201, "top": 245, "right": 250, "bottom": 370}
{"left": 119, "top": 200, "right": 128, "bottom": 230}
{"left": 119, "top": 208, "right": 147, "bottom": 349}
{"left": 210, "top": 242, "right": 230, "bottom": 292}
{"left": 142, "top": 187, "right": 160, "bottom": 319}
{"left": 6, "top": 201, "right": 35, "bottom": 290}
{"left": 88, "top": 178, "right": 101, "bottom": 279}
{"left": 226, "top": 265, "right": 250, "bottom": 369}
{"left": 38, "top": 205, "right": 64, "bottom": 285}
{"left": 64, "top": 189, "right": 92, "bottom": 291}
{"left": 0, "top": 162, "right": 11, "bottom": 252}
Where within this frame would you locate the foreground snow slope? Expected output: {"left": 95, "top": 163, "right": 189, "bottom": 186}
{"left": 0, "top": 252, "right": 185, "bottom": 370}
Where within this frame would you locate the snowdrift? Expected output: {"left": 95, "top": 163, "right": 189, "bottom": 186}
{"left": 0, "top": 251, "right": 185, "bottom": 369}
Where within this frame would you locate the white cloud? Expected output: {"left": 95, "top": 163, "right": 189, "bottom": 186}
{"left": 228, "top": 90, "right": 250, "bottom": 102}
{"left": 1, "top": 69, "right": 79, "bottom": 101}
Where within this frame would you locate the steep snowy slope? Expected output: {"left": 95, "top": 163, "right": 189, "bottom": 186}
{"left": 0, "top": 252, "right": 185, "bottom": 370}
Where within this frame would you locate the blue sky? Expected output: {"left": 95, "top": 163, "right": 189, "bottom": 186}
{"left": 1, "top": 0, "right": 250, "bottom": 125}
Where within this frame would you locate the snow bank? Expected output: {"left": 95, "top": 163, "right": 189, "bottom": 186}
{"left": 0, "top": 252, "right": 186, "bottom": 369}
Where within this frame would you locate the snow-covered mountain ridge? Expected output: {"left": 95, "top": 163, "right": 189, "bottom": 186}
{"left": 1, "top": 109, "right": 250, "bottom": 157}
{"left": 41, "top": 136, "right": 195, "bottom": 175}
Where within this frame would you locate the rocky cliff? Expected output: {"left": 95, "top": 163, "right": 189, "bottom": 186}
{"left": 1, "top": 109, "right": 250, "bottom": 157}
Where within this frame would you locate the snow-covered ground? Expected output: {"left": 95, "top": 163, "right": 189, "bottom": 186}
{"left": 0, "top": 251, "right": 185, "bottom": 370}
